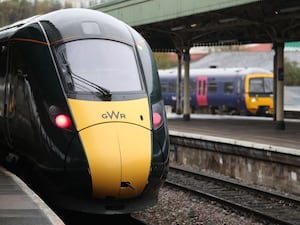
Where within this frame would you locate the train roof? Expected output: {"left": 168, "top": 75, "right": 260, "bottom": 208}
{"left": 158, "top": 67, "right": 273, "bottom": 78}
{"left": 0, "top": 8, "right": 136, "bottom": 45}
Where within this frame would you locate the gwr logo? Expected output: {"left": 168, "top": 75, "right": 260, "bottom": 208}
{"left": 101, "top": 111, "right": 126, "bottom": 120}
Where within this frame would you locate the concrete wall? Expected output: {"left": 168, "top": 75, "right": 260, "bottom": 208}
{"left": 170, "top": 136, "right": 300, "bottom": 197}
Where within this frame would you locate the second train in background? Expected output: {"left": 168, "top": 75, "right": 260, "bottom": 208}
{"left": 159, "top": 67, "right": 274, "bottom": 116}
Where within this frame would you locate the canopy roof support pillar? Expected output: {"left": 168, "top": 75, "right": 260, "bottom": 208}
{"left": 176, "top": 51, "right": 183, "bottom": 114}
{"left": 182, "top": 48, "right": 191, "bottom": 121}
{"left": 274, "top": 41, "right": 285, "bottom": 130}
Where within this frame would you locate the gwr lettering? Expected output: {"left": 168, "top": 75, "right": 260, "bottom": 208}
{"left": 102, "top": 111, "right": 126, "bottom": 119}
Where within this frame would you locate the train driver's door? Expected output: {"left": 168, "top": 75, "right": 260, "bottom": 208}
{"left": 3, "top": 45, "right": 22, "bottom": 148}
{"left": 0, "top": 43, "right": 14, "bottom": 148}
{"left": 0, "top": 45, "right": 9, "bottom": 146}
{"left": 2, "top": 44, "right": 15, "bottom": 148}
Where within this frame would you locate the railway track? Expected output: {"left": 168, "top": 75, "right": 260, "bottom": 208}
{"left": 167, "top": 165, "right": 300, "bottom": 225}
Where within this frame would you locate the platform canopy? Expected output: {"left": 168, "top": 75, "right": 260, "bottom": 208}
{"left": 93, "top": 0, "right": 300, "bottom": 52}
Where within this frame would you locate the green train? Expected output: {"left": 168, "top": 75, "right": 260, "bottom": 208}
{"left": 0, "top": 8, "right": 169, "bottom": 214}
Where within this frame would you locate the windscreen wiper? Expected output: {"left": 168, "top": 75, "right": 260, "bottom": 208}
{"left": 70, "top": 71, "right": 112, "bottom": 101}
{"left": 61, "top": 52, "right": 112, "bottom": 101}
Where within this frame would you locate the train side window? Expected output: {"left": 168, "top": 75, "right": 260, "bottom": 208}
{"left": 190, "top": 80, "right": 196, "bottom": 94}
{"left": 208, "top": 82, "right": 217, "bottom": 94}
{"left": 203, "top": 80, "right": 207, "bottom": 95}
{"left": 169, "top": 82, "right": 176, "bottom": 93}
{"left": 237, "top": 79, "right": 241, "bottom": 95}
{"left": 5, "top": 46, "right": 29, "bottom": 117}
{"left": 224, "top": 82, "right": 233, "bottom": 94}
{"left": 160, "top": 82, "right": 168, "bottom": 93}
{"left": 11, "top": 47, "right": 28, "bottom": 78}
{"left": 198, "top": 80, "right": 202, "bottom": 95}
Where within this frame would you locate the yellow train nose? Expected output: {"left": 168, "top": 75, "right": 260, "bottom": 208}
{"left": 79, "top": 123, "right": 151, "bottom": 198}
{"left": 67, "top": 98, "right": 152, "bottom": 199}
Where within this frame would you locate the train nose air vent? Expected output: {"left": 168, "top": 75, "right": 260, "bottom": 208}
{"left": 120, "top": 182, "right": 135, "bottom": 190}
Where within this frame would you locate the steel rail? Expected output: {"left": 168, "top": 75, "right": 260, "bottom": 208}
{"left": 166, "top": 165, "right": 300, "bottom": 225}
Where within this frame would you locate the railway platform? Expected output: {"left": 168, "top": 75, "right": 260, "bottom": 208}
{"left": 167, "top": 113, "right": 300, "bottom": 197}
{"left": 0, "top": 166, "right": 64, "bottom": 225}
{"left": 167, "top": 113, "right": 300, "bottom": 153}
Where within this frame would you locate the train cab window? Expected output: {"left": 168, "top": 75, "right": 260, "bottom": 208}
{"left": 249, "top": 78, "right": 273, "bottom": 96}
{"left": 57, "top": 39, "right": 142, "bottom": 94}
{"left": 250, "top": 79, "right": 263, "bottom": 92}
{"left": 224, "top": 82, "right": 233, "bottom": 94}
{"left": 208, "top": 82, "right": 217, "bottom": 94}
{"left": 264, "top": 78, "right": 273, "bottom": 93}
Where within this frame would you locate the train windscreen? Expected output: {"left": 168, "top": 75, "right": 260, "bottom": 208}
{"left": 57, "top": 39, "right": 142, "bottom": 94}
{"left": 249, "top": 77, "right": 273, "bottom": 96}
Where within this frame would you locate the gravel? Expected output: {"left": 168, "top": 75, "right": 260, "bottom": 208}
{"left": 132, "top": 185, "right": 267, "bottom": 225}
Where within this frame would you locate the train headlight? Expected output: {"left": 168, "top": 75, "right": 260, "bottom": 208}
{"left": 152, "top": 100, "right": 164, "bottom": 130}
{"left": 251, "top": 98, "right": 257, "bottom": 103}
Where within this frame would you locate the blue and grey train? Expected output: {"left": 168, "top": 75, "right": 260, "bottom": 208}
{"left": 159, "top": 67, "right": 274, "bottom": 116}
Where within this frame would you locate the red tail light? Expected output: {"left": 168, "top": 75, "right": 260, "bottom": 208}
{"left": 48, "top": 105, "right": 73, "bottom": 130}
{"left": 152, "top": 100, "right": 164, "bottom": 130}
{"left": 153, "top": 112, "right": 162, "bottom": 130}
{"left": 54, "top": 114, "right": 72, "bottom": 129}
